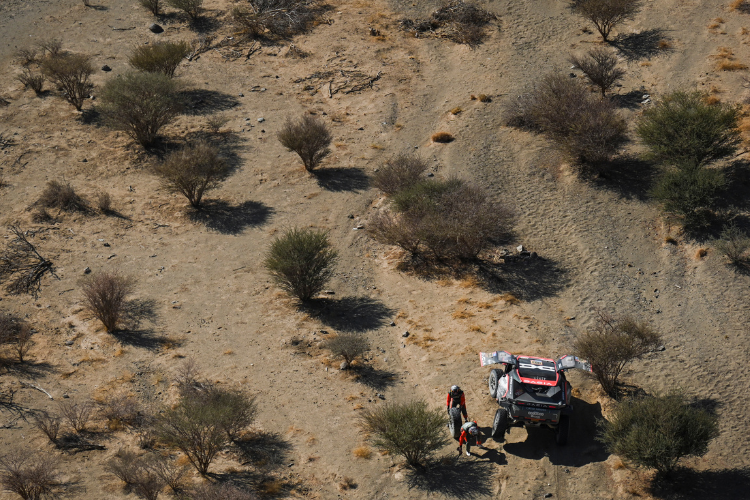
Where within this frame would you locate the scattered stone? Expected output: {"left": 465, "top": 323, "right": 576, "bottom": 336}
{"left": 516, "top": 245, "right": 524, "bottom": 252}
{"left": 62, "top": 394, "right": 70, "bottom": 399}
{"left": 101, "top": 65, "right": 111, "bottom": 72}
{"left": 320, "top": 330, "right": 329, "bottom": 334}
{"left": 103, "top": 242, "right": 110, "bottom": 247}
{"left": 257, "top": 117, "right": 265, "bottom": 123}
{"left": 149, "top": 23, "right": 164, "bottom": 33}
{"left": 427, "top": 172, "right": 434, "bottom": 177}
{"left": 340, "top": 361, "right": 349, "bottom": 370}
{"left": 657, "top": 345, "right": 666, "bottom": 351}
{"left": 238, "top": 93, "right": 244, "bottom": 97}
{"left": 390, "top": 321, "right": 396, "bottom": 326}
{"left": 545, "top": 494, "right": 553, "bottom": 498}
{"left": 65, "top": 340, "right": 74, "bottom": 346}
{"left": 378, "top": 394, "right": 386, "bottom": 400}
{"left": 324, "top": 290, "right": 335, "bottom": 295}
{"left": 348, "top": 214, "right": 354, "bottom": 219}
{"left": 83, "top": 267, "right": 91, "bottom": 274}
{"left": 402, "top": 331, "right": 410, "bottom": 338}
{"left": 383, "top": 357, "right": 388, "bottom": 362}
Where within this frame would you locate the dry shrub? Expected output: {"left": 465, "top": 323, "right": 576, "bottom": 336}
{"left": 450, "top": 106, "right": 463, "bottom": 115}
{"left": 505, "top": 73, "right": 627, "bottom": 164}
{"left": 713, "top": 46, "right": 748, "bottom": 71}
{"left": 0, "top": 449, "right": 59, "bottom": 500}
{"left": 714, "top": 223, "right": 750, "bottom": 264}
{"left": 574, "top": 312, "right": 661, "bottom": 398}
{"left": 58, "top": 400, "right": 94, "bottom": 433}
{"left": 105, "top": 449, "right": 143, "bottom": 485}
{"left": 14, "top": 48, "right": 37, "bottom": 66}
{"left": 190, "top": 483, "right": 258, "bottom": 500}
{"left": 39, "top": 52, "right": 93, "bottom": 111}
{"left": 144, "top": 454, "right": 188, "bottom": 492}
{"left": 80, "top": 271, "right": 136, "bottom": 333}
{"left": 153, "top": 141, "right": 230, "bottom": 208}
{"left": 17, "top": 69, "right": 44, "bottom": 95}
{"left": 139, "top": 0, "right": 161, "bottom": 15}
{"left": 572, "top": 0, "right": 641, "bottom": 42}
{"left": 277, "top": 114, "right": 332, "bottom": 171}
{"left": 96, "top": 192, "right": 113, "bottom": 214}
{"left": 324, "top": 334, "right": 370, "bottom": 365}
{"left": 352, "top": 446, "right": 372, "bottom": 459}
{"left": 36, "top": 180, "right": 88, "bottom": 212}
{"left": 371, "top": 153, "right": 428, "bottom": 195}
{"left": 569, "top": 47, "right": 625, "bottom": 96}
{"left": 129, "top": 41, "right": 191, "bottom": 78}
{"left": 338, "top": 476, "right": 357, "bottom": 491}
{"left": 704, "top": 95, "right": 721, "bottom": 106}
{"left": 285, "top": 44, "right": 310, "bottom": 58}
{"left": 0, "top": 313, "right": 32, "bottom": 364}
{"left": 98, "top": 393, "right": 147, "bottom": 429}
{"left": 232, "top": 0, "right": 321, "bottom": 39}
{"left": 431, "top": 131, "right": 454, "bottom": 143}
{"left": 38, "top": 39, "right": 62, "bottom": 57}
{"left": 399, "top": 1, "right": 497, "bottom": 45}
{"left": 32, "top": 411, "right": 62, "bottom": 445}
{"left": 167, "top": 0, "right": 203, "bottom": 19}
{"left": 478, "top": 93, "right": 491, "bottom": 102}
{"left": 0, "top": 227, "right": 56, "bottom": 298}
{"left": 206, "top": 114, "right": 229, "bottom": 134}
{"left": 31, "top": 208, "right": 54, "bottom": 223}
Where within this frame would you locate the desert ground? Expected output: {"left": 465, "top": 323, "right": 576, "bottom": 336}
{"left": 1, "top": 0, "right": 750, "bottom": 498}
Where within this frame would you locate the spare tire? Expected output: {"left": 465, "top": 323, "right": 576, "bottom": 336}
{"left": 488, "top": 369, "right": 501, "bottom": 398}
{"left": 448, "top": 407, "right": 463, "bottom": 439}
{"left": 491, "top": 408, "right": 508, "bottom": 441}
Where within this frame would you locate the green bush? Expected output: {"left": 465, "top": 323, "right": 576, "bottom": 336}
{"left": 167, "top": 0, "right": 203, "bottom": 19}
{"left": 39, "top": 52, "right": 94, "bottom": 111}
{"left": 650, "top": 165, "right": 726, "bottom": 227}
{"left": 714, "top": 223, "right": 750, "bottom": 264}
{"left": 129, "top": 41, "right": 191, "bottom": 78}
{"left": 324, "top": 334, "right": 370, "bottom": 365}
{"left": 100, "top": 71, "right": 182, "bottom": 148}
{"left": 574, "top": 313, "right": 661, "bottom": 398}
{"left": 572, "top": 0, "right": 641, "bottom": 42}
{"left": 598, "top": 392, "right": 719, "bottom": 476}
{"left": 277, "top": 115, "right": 332, "bottom": 171}
{"left": 636, "top": 91, "right": 741, "bottom": 168}
{"left": 264, "top": 228, "right": 338, "bottom": 301}
{"left": 359, "top": 400, "right": 450, "bottom": 468}
{"left": 153, "top": 141, "right": 230, "bottom": 208}
{"left": 372, "top": 153, "right": 428, "bottom": 195}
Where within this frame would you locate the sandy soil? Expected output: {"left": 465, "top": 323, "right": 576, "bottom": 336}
{"left": 1, "top": 0, "right": 750, "bottom": 498}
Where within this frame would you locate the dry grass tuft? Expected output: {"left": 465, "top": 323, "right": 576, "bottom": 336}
{"left": 658, "top": 39, "right": 672, "bottom": 50}
{"left": 704, "top": 95, "right": 721, "bottom": 105}
{"left": 339, "top": 476, "right": 357, "bottom": 491}
{"left": 478, "top": 94, "right": 491, "bottom": 102}
{"left": 259, "top": 479, "right": 284, "bottom": 495}
{"left": 713, "top": 46, "right": 748, "bottom": 70}
{"left": 353, "top": 446, "right": 372, "bottom": 459}
{"left": 452, "top": 309, "right": 474, "bottom": 319}
{"left": 696, "top": 248, "right": 708, "bottom": 258}
{"left": 664, "top": 236, "right": 678, "bottom": 245}
{"left": 458, "top": 275, "right": 481, "bottom": 288}
{"left": 450, "top": 106, "right": 463, "bottom": 115}
{"left": 469, "top": 324, "right": 483, "bottom": 333}
{"left": 730, "top": 0, "right": 746, "bottom": 11}
{"left": 431, "top": 131, "right": 454, "bottom": 143}
{"left": 498, "top": 293, "right": 520, "bottom": 305}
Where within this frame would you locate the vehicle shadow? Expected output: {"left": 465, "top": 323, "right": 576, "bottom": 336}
{"left": 314, "top": 166, "right": 370, "bottom": 192}
{"left": 502, "top": 397, "right": 608, "bottom": 467}
{"left": 405, "top": 457, "right": 495, "bottom": 499}
{"left": 476, "top": 256, "right": 569, "bottom": 301}
{"left": 649, "top": 467, "right": 750, "bottom": 499}
{"left": 302, "top": 296, "right": 395, "bottom": 333}
{"left": 187, "top": 199, "right": 274, "bottom": 234}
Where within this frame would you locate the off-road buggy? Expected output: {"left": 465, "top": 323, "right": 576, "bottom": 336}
{"left": 479, "top": 351, "right": 591, "bottom": 445}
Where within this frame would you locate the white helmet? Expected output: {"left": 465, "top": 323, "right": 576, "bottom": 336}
{"left": 469, "top": 426, "right": 478, "bottom": 435}
{"left": 451, "top": 385, "right": 460, "bottom": 393}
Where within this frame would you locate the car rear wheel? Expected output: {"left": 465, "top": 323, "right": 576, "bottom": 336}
{"left": 491, "top": 408, "right": 508, "bottom": 441}
{"left": 488, "top": 369, "right": 501, "bottom": 398}
{"left": 448, "top": 408, "right": 463, "bottom": 439}
{"left": 556, "top": 414, "right": 570, "bottom": 445}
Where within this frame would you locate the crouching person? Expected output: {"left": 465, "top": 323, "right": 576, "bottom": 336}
{"left": 458, "top": 420, "right": 485, "bottom": 456}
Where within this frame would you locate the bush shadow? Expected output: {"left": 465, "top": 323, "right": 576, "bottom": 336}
{"left": 721, "top": 160, "right": 750, "bottom": 212}
{"left": 502, "top": 397, "right": 608, "bottom": 467}
{"left": 587, "top": 154, "right": 657, "bottom": 201}
{"left": 187, "top": 199, "right": 274, "bottom": 235}
{"left": 352, "top": 365, "right": 398, "bottom": 391}
{"left": 5, "top": 360, "right": 56, "bottom": 380}
{"left": 179, "top": 89, "right": 240, "bottom": 116}
{"left": 302, "top": 296, "right": 395, "bottom": 333}
{"left": 56, "top": 432, "right": 106, "bottom": 452}
{"left": 115, "top": 298, "right": 175, "bottom": 350}
{"left": 189, "top": 14, "right": 222, "bottom": 34}
{"left": 234, "top": 430, "right": 294, "bottom": 470}
{"left": 649, "top": 467, "right": 750, "bottom": 499}
{"left": 405, "top": 457, "right": 495, "bottom": 499}
{"left": 476, "top": 256, "right": 569, "bottom": 301}
{"left": 313, "top": 166, "right": 370, "bottom": 192}
{"left": 611, "top": 89, "right": 647, "bottom": 110}
{"left": 611, "top": 29, "right": 673, "bottom": 61}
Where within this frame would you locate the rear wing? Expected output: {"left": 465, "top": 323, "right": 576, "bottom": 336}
{"left": 556, "top": 355, "right": 591, "bottom": 372}
{"left": 479, "top": 351, "right": 516, "bottom": 367}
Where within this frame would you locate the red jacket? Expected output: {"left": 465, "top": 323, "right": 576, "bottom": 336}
{"left": 458, "top": 422, "right": 482, "bottom": 446}
{"left": 446, "top": 391, "right": 466, "bottom": 408}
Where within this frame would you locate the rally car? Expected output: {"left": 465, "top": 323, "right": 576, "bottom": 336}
{"left": 479, "top": 351, "right": 591, "bottom": 445}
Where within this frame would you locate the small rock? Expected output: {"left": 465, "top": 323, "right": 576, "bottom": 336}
{"left": 545, "top": 494, "right": 553, "bottom": 498}
{"left": 101, "top": 65, "right": 111, "bottom": 72}
{"left": 427, "top": 172, "right": 434, "bottom": 177}
{"left": 569, "top": 73, "right": 576, "bottom": 78}
{"left": 103, "top": 242, "right": 110, "bottom": 247}
{"left": 320, "top": 330, "right": 329, "bottom": 334}
{"left": 257, "top": 117, "right": 265, "bottom": 123}
{"left": 65, "top": 340, "right": 74, "bottom": 346}
{"left": 390, "top": 321, "right": 396, "bottom": 326}
{"left": 324, "top": 290, "right": 335, "bottom": 295}
{"left": 516, "top": 245, "right": 524, "bottom": 252}
{"left": 657, "top": 345, "right": 666, "bottom": 351}
{"left": 81, "top": 158, "right": 88, "bottom": 162}
{"left": 383, "top": 357, "right": 388, "bottom": 362}
{"left": 238, "top": 93, "right": 244, "bottom": 97}
{"left": 62, "top": 394, "right": 70, "bottom": 399}
{"left": 149, "top": 23, "right": 164, "bottom": 33}
{"left": 530, "top": 251, "right": 538, "bottom": 259}
{"left": 402, "top": 331, "right": 410, "bottom": 338}
{"left": 357, "top": 127, "right": 364, "bottom": 131}
{"left": 83, "top": 267, "right": 91, "bottom": 274}
{"left": 348, "top": 214, "right": 355, "bottom": 219}
{"left": 378, "top": 394, "right": 386, "bottom": 400}
{"left": 340, "top": 361, "right": 349, "bottom": 370}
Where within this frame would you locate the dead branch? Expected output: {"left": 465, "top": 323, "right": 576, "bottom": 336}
{"left": 20, "top": 381, "right": 53, "bottom": 400}
{"left": 0, "top": 226, "right": 58, "bottom": 298}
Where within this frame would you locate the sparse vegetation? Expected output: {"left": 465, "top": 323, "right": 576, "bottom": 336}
{"left": 569, "top": 47, "right": 625, "bottom": 96}
{"left": 32, "top": 411, "right": 62, "bottom": 445}
{"left": 97, "top": 393, "right": 146, "bottom": 429}
{"left": 575, "top": 313, "right": 661, "bottom": 397}
{"left": 153, "top": 141, "right": 230, "bottom": 208}
{"left": 0, "top": 312, "right": 30, "bottom": 365}
{"left": 38, "top": 39, "right": 63, "bottom": 57}
{"left": 232, "top": 0, "right": 321, "bottom": 39}
{"left": 17, "top": 69, "right": 44, "bottom": 95}
{"left": 167, "top": 0, "right": 203, "bottom": 19}
{"left": 58, "top": 400, "right": 94, "bottom": 434}
{"left": 506, "top": 73, "right": 627, "bottom": 163}
{"left": 359, "top": 400, "right": 450, "bottom": 469}
{"left": 139, "top": 0, "right": 161, "bottom": 15}
{"left": 277, "top": 115, "right": 332, "bottom": 171}
{"left": 36, "top": 180, "right": 88, "bottom": 212}
{"left": 714, "top": 223, "right": 750, "bottom": 264}
{"left": 598, "top": 392, "right": 719, "bottom": 476}
{"left": 264, "top": 228, "right": 338, "bottom": 301}
{"left": 371, "top": 153, "right": 429, "bottom": 195}
{"left": 572, "top": 0, "right": 642, "bottom": 42}
{"left": 14, "top": 48, "right": 37, "bottom": 66}
{"left": 0, "top": 449, "right": 59, "bottom": 500}
{"left": 206, "top": 114, "right": 229, "bottom": 134}
{"left": 636, "top": 91, "right": 741, "bottom": 167}
{"left": 100, "top": 71, "right": 182, "bottom": 148}
{"left": 129, "top": 41, "right": 191, "bottom": 78}
{"left": 39, "top": 52, "right": 94, "bottom": 111}
{"left": 80, "top": 271, "right": 136, "bottom": 333}
{"left": 324, "top": 334, "right": 370, "bottom": 366}
{"left": 189, "top": 483, "right": 258, "bottom": 500}
{"left": 96, "top": 192, "right": 113, "bottom": 214}
{"left": 399, "top": 1, "right": 497, "bottom": 45}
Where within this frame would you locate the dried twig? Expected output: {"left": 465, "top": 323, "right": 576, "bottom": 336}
{"left": 20, "top": 381, "right": 53, "bottom": 400}
{"left": 0, "top": 226, "right": 58, "bottom": 298}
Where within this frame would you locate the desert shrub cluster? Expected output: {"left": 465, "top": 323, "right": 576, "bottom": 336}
{"left": 505, "top": 73, "right": 627, "bottom": 164}
{"left": 129, "top": 41, "right": 191, "bottom": 78}
{"left": 40, "top": 52, "right": 94, "bottom": 111}
{"left": 80, "top": 271, "right": 136, "bottom": 333}
{"left": 0, "top": 449, "right": 60, "bottom": 500}
{"left": 714, "top": 223, "right": 750, "bottom": 264}
{"left": 400, "top": 0, "right": 497, "bottom": 45}
{"left": 569, "top": 47, "right": 625, "bottom": 96}
{"left": 572, "top": 0, "right": 642, "bottom": 42}
{"left": 277, "top": 115, "right": 332, "bottom": 171}
{"left": 371, "top": 153, "right": 429, "bottom": 195}
{"left": 233, "top": 0, "right": 322, "bottom": 39}
{"left": 324, "top": 334, "right": 370, "bottom": 366}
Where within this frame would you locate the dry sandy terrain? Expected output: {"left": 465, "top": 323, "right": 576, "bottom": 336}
{"left": 1, "top": 0, "right": 750, "bottom": 498}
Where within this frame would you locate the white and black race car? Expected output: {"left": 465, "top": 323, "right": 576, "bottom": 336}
{"left": 479, "top": 351, "right": 591, "bottom": 445}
